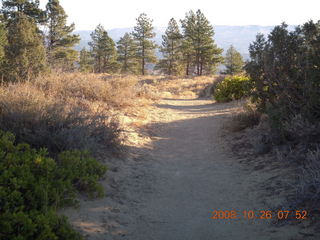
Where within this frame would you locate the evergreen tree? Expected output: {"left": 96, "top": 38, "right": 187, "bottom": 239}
{"left": 224, "top": 45, "right": 244, "bottom": 75}
{"left": 245, "top": 33, "right": 267, "bottom": 111}
{"left": 89, "top": 24, "right": 118, "bottom": 73}
{"left": 0, "top": 15, "right": 7, "bottom": 80}
{"left": 4, "top": 13, "right": 46, "bottom": 81}
{"left": 45, "top": 0, "right": 80, "bottom": 70}
{"left": 1, "top": 0, "right": 45, "bottom": 23}
{"left": 181, "top": 38, "right": 194, "bottom": 76}
{"left": 246, "top": 22, "right": 320, "bottom": 123}
{"left": 117, "top": 32, "right": 138, "bottom": 74}
{"left": 156, "top": 18, "right": 183, "bottom": 75}
{"left": 78, "top": 48, "right": 93, "bottom": 72}
{"left": 132, "top": 13, "right": 157, "bottom": 75}
{"left": 181, "top": 10, "right": 223, "bottom": 75}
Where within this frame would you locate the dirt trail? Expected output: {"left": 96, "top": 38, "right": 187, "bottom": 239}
{"left": 64, "top": 98, "right": 302, "bottom": 240}
{"left": 121, "top": 98, "right": 300, "bottom": 240}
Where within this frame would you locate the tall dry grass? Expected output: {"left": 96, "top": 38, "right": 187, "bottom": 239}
{"left": 0, "top": 73, "right": 156, "bottom": 156}
{"left": 140, "top": 75, "right": 221, "bottom": 98}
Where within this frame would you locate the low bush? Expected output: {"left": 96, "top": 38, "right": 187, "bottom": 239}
{"left": 296, "top": 147, "right": 320, "bottom": 209}
{"left": 0, "top": 131, "right": 107, "bottom": 239}
{"left": 214, "top": 75, "right": 252, "bottom": 102}
{"left": 0, "top": 74, "right": 123, "bottom": 155}
{"left": 229, "top": 104, "right": 261, "bottom": 132}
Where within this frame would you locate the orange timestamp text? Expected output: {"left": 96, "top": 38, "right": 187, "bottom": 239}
{"left": 210, "top": 210, "right": 308, "bottom": 220}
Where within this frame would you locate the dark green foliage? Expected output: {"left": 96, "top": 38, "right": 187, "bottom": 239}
{"left": 89, "top": 24, "right": 119, "bottom": 73}
{"left": 0, "top": 16, "right": 7, "bottom": 80}
{"left": 57, "top": 150, "right": 106, "bottom": 199}
{"left": 155, "top": 18, "right": 183, "bottom": 75}
{"left": 245, "top": 22, "right": 320, "bottom": 213}
{"left": 0, "top": 131, "right": 107, "bottom": 239}
{"left": 180, "top": 37, "right": 194, "bottom": 76}
{"left": 181, "top": 10, "right": 223, "bottom": 76}
{"left": 246, "top": 21, "right": 320, "bottom": 129}
{"left": 0, "top": 210, "right": 82, "bottom": 240}
{"left": 224, "top": 45, "right": 244, "bottom": 75}
{"left": 45, "top": 0, "right": 80, "bottom": 70}
{"left": 214, "top": 75, "right": 252, "bottom": 102}
{"left": 132, "top": 13, "right": 157, "bottom": 75}
{"left": 78, "top": 48, "right": 93, "bottom": 72}
{"left": 4, "top": 13, "right": 46, "bottom": 82}
{"left": 1, "top": 0, "right": 45, "bottom": 23}
{"left": 117, "top": 33, "right": 138, "bottom": 74}
{"left": 245, "top": 33, "right": 267, "bottom": 111}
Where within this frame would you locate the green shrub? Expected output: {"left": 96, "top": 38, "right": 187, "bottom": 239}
{"left": 0, "top": 131, "right": 107, "bottom": 239}
{"left": 246, "top": 21, "right": 320, "bottom": 126}
{"left": 214, "top": 75, "right": 252, "bottom": 102}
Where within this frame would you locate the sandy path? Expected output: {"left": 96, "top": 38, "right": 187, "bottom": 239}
{"left": 121, "top": 98, "right": 300, "bottom": 240}
{"left": 64, "top": 98, "right": 303, "bottom": 240}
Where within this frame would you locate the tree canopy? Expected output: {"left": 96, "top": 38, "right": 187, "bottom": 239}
{"left": 132, "top": 13, "right": 157, "bottom": 75}
{"left": 117, "top": 32, "right": 138, "bottom": 74}
{"left": 45, "top": 0, "right": 80, "bottom": 70}
{"left": 89, "top": 24, "right": 118, "bottom": 73}
{"left": 224, "top": 45, "right": 244, "bottom": 75}
{"left": 156, "top": 18, "right": 183, "bottom": 75}
{"left": 181, "top": 10, "right": 223, "bottom": 75}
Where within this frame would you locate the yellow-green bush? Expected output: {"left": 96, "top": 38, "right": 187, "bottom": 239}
{"left": 214, "top": 75, "right": 252, "bottom": 102}
{"left": 0, "top": 131, "right": 107, "bottom": 239}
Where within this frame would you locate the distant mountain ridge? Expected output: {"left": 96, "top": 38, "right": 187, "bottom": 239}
{"left": 74, "top": 25, "right": 296, "bottom": 59}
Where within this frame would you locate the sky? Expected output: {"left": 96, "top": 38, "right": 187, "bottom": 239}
{"left": 40, "top": 0, "right": 320, "bottom": 30}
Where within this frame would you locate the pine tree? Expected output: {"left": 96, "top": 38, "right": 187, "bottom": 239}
{"left": 181, "top": 38, "right": 194, "bottom": 76}
{"left": 132, "top": 13, "right": 157, "bottom": 75}
{"left": 78, "top": 48, "right": 93, "bottom": 72}
{"left": 89, "top": 24, "right": 119, "bottom": 73}
{"left": 181, "top": 10, "right": 223, "bottom": 75}
{"left": 1, "top": 0, "right": 45, "bottom": 23}
{"left": 245, "top": 33, "right": 267, "bottom": 111}
{"left": 0, "top": 15, "right": 7, "bottom": 80}
{"left": 45, "top": 0, "right": 80, "bottom": 70}
{"left": 246, "top": 22, "right": 320, "bottom": 123}
{"left": 156, "top": 18, "right": 183, "bottom": 75}
{"left": 224, "top": 45, "right": 244, "bottom": 75}
{"left": 4, "top": 13, "right": 46, "bottom": 81}
{"left": 117, "top": 32, "right": 138, "bottom": 74}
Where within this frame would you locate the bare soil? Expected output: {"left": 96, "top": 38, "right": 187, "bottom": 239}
{"left": 63, "top": 97, "right": 312, "bottom": 240}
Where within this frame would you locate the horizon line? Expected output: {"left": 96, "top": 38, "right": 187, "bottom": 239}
{"left": 74, "top": 24, "right": 298, "bottom": 32}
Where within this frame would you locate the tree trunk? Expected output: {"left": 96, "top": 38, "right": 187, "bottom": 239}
{"left": 186, "top": 60, "right": 189, "bottom": 76}
{"left": 196, "top": 55, "right": 200, "bottom": 75}
{"left": 98, "top": 56, "right": 101, "bottom": 73}
{"left": 124, "top": 44, "right": 128, "bottom": 72}
{"left": 142, "top": 58, "right": 145, "bottom": 75}
{"left": 142, "top": 41, "right": 145, "bottom": 75}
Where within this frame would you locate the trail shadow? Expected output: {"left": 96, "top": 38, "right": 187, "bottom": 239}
{"left": 156, "top": 103, "right": 215, "bottom": 111}
{"left": 162, "top": 97, "right": 212, "bottom": 101}
{"left": 155, "top": 99, "right": 239, "bottom": 114}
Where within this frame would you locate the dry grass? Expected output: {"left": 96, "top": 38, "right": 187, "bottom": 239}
{"left": 140, "top": 75, "right": 222, "bottom": 98}
{"left": 0, "top": 73, "right": 158, "bottom": 156}
{"left": 33, "top": 73, "right": 157, "bottom": 108}
{"left": 294, "top": 147, "right": 320, "bottom": 209}
{"left": 0, "top": 73, "right": 224, "bottom": 156}
{"left": 225, "top": 102, "right": 261, "bottom": 132}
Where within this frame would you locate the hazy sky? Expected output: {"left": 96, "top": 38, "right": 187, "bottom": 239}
{"left": 40, "top": 0, "right": 319, "bottom": 30}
